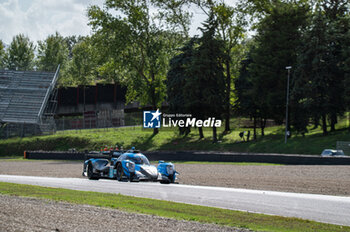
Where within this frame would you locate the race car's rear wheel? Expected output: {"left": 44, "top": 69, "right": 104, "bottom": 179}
{"left": 169, "top": 174, "right": 174, "bottom": 183}
{"left": 116, "top": 164, "right": 124, "bottom": 181}
{"left": 160, "top": 174, "right": 174, "bottom": 184}
{"left": 87, "top": 163, "right": 99, "bottom": 180}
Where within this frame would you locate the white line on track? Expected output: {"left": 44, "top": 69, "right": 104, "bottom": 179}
{"left": 0, "top": 175, "right": 349, "bottom": 226}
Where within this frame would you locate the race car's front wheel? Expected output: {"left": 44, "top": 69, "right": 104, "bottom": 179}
{"left": 116, "top": 164, "right": 124, "bottom": 181}
{"left": 87, "top": 163, "right": 99, "bottom": 180}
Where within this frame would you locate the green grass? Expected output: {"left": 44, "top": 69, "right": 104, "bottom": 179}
{"left": 0, "top": 157, "right": 81, "bottom": 162}
{"left": 1, "top": 116, "right": 350, "bottom": 157}
{"left": 0, "top": 182, "right": 348, "bottom": 232}
{"left": 0, "top": 157, "right": 37, "bottom": 162}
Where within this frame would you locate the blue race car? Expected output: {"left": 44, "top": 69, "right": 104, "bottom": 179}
{"left": 83, "top": 150, "right": 123, "bottom": 180}
{"left": 83, "top": 149, "right": 178, "bottom": 183}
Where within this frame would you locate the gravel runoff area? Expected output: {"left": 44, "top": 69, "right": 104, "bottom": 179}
{"left": 1, "top": 160, "right": 350, "bottom": 196}
{"left": 0, "top": 194, "right": 250, "bottom": 232}
{"left": 1, "top": 160, "right": 349, "bottom": 232}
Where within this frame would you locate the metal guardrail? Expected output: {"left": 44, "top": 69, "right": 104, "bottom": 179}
{"left": 38, "top": 65, "right": 60, "bottom": 123}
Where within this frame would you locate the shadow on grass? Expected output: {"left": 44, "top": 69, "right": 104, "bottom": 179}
{"left": 156, "top": 133, "right": 237, "bottom": 151}
{"left": 2, "top": 125, "right": 350, "bottom": 156}
{"left": 0, "top": 136, "right": 92, "bottom": 157}
{"left": 130, "top": 133, "right": 157, "bottom": 151}
{"left": 149, "top": 128, "right": 350, "bottom": 155}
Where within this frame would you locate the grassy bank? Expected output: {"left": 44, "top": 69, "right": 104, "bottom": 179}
{"left": 0, "top": 182, "right": 348, "bottom": 232}
{"left": 1, "top": 119, "right": 349, "bottom": 156}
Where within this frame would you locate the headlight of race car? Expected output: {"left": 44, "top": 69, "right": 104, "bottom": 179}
{"left": 126, "top": 162, "right": 135, "bottom": 172}
{"left": 166, "top": 165, "right": 174, "bottom": 175}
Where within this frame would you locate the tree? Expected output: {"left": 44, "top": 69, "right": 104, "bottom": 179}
{"left": 63, "top": 37, "right": 98, "bottom": 121}
{"left": 167, "top": 12, "right": 226, "bottom": 141}
{"left": 4, "top": 34, "right": 35, "bottom": 71}
{"left": 57, "top": 35, "right": 86, "bottom": 86}
{"left": 64, "top": 35, "right": 85, "bottom": 59}
{"left": 184, "top": 0, "right": 247, "bottom": 132}
{"left": 319, "top": 0, "right": 349, "bottom": 19}
{"left": 187, "top": 13, "right": 226, "bottom": 142}
{"left": 321, "top": 0, "right": 349, "bottom": 132}
{"left": 37, "top": 32, "right": 69, "bottom": 72}
{"left": 167, "top": 38, "right": 197, "bottom": 135}
{"left": 0, "top": 40, "right": 4, "bottom": 69}
{"left": 292, "top": 1, "right": 349, "bottom": 135}
{"left": 248, "top": 1, "right": 309, "bottom": 136}
{"left": 342, "top": 15, "right": 350, "bottom": 130}
{"left": 152, "top": 0, "right": 193, "bottom": 38}
{"left": 66, "top": 37, "right": 97, "bottom": 86}
{"left": 235, "top": 53, "right": 259, "bottom": 140}
{"left": 88, "top": 0, "right": 189, "bottom": 134}
{"left": 212, "top": 1, "right": 246, "bottom": 132}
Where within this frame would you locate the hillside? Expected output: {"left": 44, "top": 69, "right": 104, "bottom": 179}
{"left": 1, "top": 119, "right": 350, "bottom": 157}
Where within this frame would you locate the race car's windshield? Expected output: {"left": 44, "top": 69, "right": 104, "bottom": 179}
{"left": 126, "top": 155, "right": 150, "bottom": 165}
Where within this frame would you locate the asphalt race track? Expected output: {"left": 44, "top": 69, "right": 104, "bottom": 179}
{"left": 1, "top": 175, "right": 350, "bottom": 226}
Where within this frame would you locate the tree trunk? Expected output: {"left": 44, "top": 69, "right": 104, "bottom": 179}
{"left": 260, "top": 118, "right": 266, "bottom": 136}
{"left": 185, "top": 127, "right": 191, "bottom": 136}
{"left": 83, "top": 86, "right": 86, "bottom": 129}
{"left": 253, "top": 116, "right": 257, "bottom": 140}
{"left": 198, "top": 127, "right": 204, "bottom": 139}
{"left": 152, "top": 105, "right": 159, "bottom": 135}
{"left": 312, "top": 117, "right": 319, "bottom": 129}
{"left": 330, "top": 113, "right": 337, "bottom": 132}
{"left": 179, "top": 126, "right": 191, "bottom": 136}
{"left": 212, "top": 126, "right": 217, "bottom": 143}
{"left": 151, "top": 83, "right": 159, "bottom": 135}
{"left": 153, "top": 128, "right": 159, "bottom": 135}
{"left": 224, "top": 60, "right": 231, "bottom": 132}
{"left": 322, "top": 114, "right": 328, "bottom": 136}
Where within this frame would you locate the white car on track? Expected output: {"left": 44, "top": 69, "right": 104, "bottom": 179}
{"left": 320, "top": 149, "right": 346, "bottom": 157}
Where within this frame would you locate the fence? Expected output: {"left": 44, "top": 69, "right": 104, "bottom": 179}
{"left": 55, "top": 112, "right": 142, "bottom": 131}
{"left": 0, "top": 122, "right": 55, "bottom": 139}
{"left": 55, "top": 117, "right": 122, "bottom": 131}
{"left": 0, "top": 112, "right": 143, "bottom": 138}
{"left": 336, "top": 141, "right": 350, "bottom": 156}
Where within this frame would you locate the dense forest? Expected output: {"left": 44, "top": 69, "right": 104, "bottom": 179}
{"left": 0, "top": 0, "right": 349, "bottom": 141}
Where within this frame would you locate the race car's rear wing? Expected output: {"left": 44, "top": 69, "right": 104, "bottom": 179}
{"left": 84, "top": 151, "right": 124, "bottom": 160}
